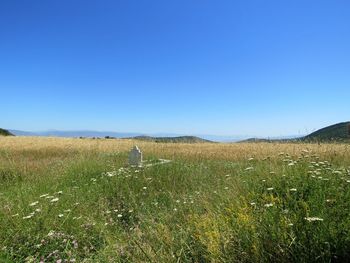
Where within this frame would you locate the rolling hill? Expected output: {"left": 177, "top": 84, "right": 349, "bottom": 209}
{"left": 239, "top": 122, "right": 350, "bottom": 143}
{"left": 303, "top": 122, "right": 350, "bottom": 142}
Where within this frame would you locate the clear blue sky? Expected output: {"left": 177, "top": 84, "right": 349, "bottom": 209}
{"left": 1, "top": 0, "right": 349, "bottom": 137}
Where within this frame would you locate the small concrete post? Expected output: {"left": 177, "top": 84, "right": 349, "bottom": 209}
{"left": 128, "top": 145, "right": 143, "bottom": 166}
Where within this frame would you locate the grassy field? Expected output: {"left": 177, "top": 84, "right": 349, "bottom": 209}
{"left": 1, "top": 137, "right": 350, "bottom": 262}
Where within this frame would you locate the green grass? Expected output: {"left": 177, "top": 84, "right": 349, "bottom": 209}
{"left": 1, "top": 144, "right": 350, "bottom": 262}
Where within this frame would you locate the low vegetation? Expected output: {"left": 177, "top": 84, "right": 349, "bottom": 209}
{"left": 0, "top": 137, "right": 350, "bottom": 262}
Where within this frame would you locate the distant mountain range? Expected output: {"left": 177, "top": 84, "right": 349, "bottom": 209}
{"left": 5, "top": 121, "right": 350, "bottom": 143}
{"left": 8, "top": 129, "right": 142, "bottom": 138}
{"left": 8, "top": 129, "right": 248, "bottom": 142}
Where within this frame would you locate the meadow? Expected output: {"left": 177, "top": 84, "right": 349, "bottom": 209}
{"left": 0, "top": 137, "right": 350, "bottom": 262}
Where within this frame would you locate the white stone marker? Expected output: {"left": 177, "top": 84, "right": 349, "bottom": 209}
{"left": 128, "top": 145, "right": 143, "bottom": 166}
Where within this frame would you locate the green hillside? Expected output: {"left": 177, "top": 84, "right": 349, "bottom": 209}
{"left": 0, "top": 128, "right": 14, "bottom": 136}
{"left": 129, "top": 135, "right": 213, "bottom": 143}
{"left": 303, "top": 122, "right": 350, "bottom": 142}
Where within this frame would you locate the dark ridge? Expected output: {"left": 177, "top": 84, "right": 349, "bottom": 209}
{"left": 0, "top": 128, "right": 14, "bottom": 136}
{"left": 127, "top": 135, "right": 213, "bottom": 143}
{"left": 303, "top": 122, "right": 350, "bottom": 142}
{"left": 239, "top": 122, "right": 350, "bottom": 143}
{"left": 238, "top": 138, "right": 272, "bottom": 143}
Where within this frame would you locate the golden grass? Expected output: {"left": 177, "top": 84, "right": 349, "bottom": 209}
{"left": 0, "top": 136, "right": 350, "bottom": 169}
{"left": 1, "top": 136, "right": 350, "bottom": 162}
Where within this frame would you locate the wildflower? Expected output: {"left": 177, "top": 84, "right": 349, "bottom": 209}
{"left": 264, "top": 203, "right": 273, "bottom": 208}
{"left": 29, "top": 201, "right": 39, "bottom": 206}
{"left": 176, "top": 200, "right": 180, "bottom": 203}
{"left": 58, "top": 214, "right": 64, "bottom": 218}
{"left": 267, "top": 187, "right": 274, "bottom": 191}
{"left": 224, "top": 187, "right": 229, "bottom": 190}
{"left": 47, "top": 230, "right": 55, "bottom": 237}
{"left": 250, "top": 202, "right": 256, "bottom": 206}
{"left": 106, "top": 172, "right": 114, "bottom": 177}
{"left": 72, "top": 240, "right": 78, "bottom": 249}
{"left": 305, "top": 217, "right": 323, "bottom": 222}
{"left": 117, "top": 214, "right": 123, "bottom": 218}
{"left": 288, "top": 223, "right": 294, "bottom": 226}
{"left": 142, "top": 187, "right": 147, "bottom": 190}
{"left": 50, "top": 198, "right": 59, "bottom": 203}
{"left": 173, "top": 208, "right": 178, "bottom": 211}
{"left": 289, "top": 188, "right": 297, "bottom": 192}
